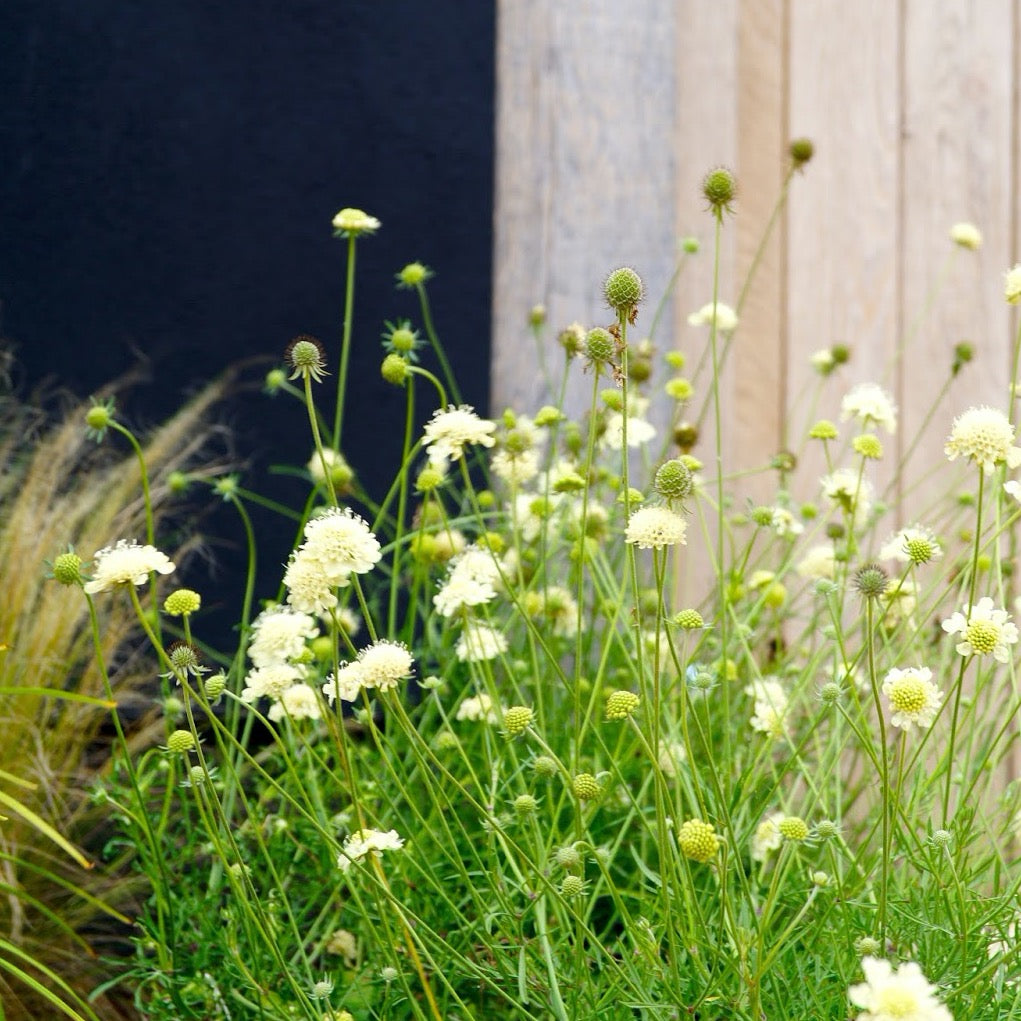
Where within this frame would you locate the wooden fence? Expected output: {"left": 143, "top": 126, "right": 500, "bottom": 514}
{"left": 492, "top": 0, "right": 1019, "bottom": 508}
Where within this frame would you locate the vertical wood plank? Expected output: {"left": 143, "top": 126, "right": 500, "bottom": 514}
{"left": 786, "top": 1, "right": 902, "bottom": 512}
{"left": 672, "top": 0, "right": 740, "bottom": 605}
{"left": 899, "top": 1, "right": 1016, "bottom": 515}
{"left": 492, "top": 0, "right": 680, "bottom": 418}
{"left": 733, "top": 0, "right": 787, "bottom": 494}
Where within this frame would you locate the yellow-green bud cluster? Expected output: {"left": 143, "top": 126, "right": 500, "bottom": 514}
{"left": 673, "top": 608, "right": 705, "bottom": 630}
{"left": 168, "top": 642, "right": 202, "bottom": 676}
{"left": 653, "top": 459, "right": 694, "bottom": 501}
{"left": 702, "top": 167, "right": 736, "bottom": 216}
{"left": 398, "top": 262, "right": 430, "bottom": 286}
{"left": 554, "top": 845, "right": 582, "bottom": 870}
{"left": 560, "top": 875, "right": 584, "bottom": 898}
{"left": 904, "top": 537, "right": 937, "bottom": 564}
{"left": 853, "top": 563, "right": 889, "bottom": 600}
{"left": 166, "top": 729, "right": 196, "bottom": 754}
{"left": 572, "top": 773, "right": 601, "bottom": 801}
{"left": 381, "top": 353, "right": 409, "bottom": 385}
{"left": 853, "top": 434, "right": 883, "bottom": 459}
{"left": 778, "top": 816, "right": 809, "bottom": 841}
{"left": 789, "top": 138, "right": 814, "bottom": 165}
{"left": 204, "top": 673, "right": 228, "bottom": 700}
{"left": 52, "top": 552, "right": 83, "bottom": 586}
{"left": 603, "top": 267, "right": 644, "bottom": 312}
{"left": 677, "top": 819, "right": 721, "bottom": 863}
{"left": 503, "top": 705, "right": 533, "bottom": 737}
{"left": 585, "top": 327, "right": 616, "bottom": 363}
{"left": 164, "top": 589, "right": 201, "bottom": 617}
{"left": 513, "top": 794, "right": 538, "bottom": 816}
{"left": 605, "top": 690, "right": 640, "bottom": 721}
{"left": 533, "top": 756, "right": 558, "bottom": 778}
{"left": 286, "top": 336, "right": 328, "bottom": 382}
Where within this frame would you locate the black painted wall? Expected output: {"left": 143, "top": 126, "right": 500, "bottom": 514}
{"left": 1, "top": 1, "right": 494, "bottom": 637}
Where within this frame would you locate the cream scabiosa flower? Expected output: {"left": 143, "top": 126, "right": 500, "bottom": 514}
{"left": 796, "top": 544, "right": 836, "bottom": 580}
{"left": 841, "top": 383, "right": 897, "bottom": 434}
{"left": 456, "top": 621, "right": 508, "bottom": 662}
{"left": 942, "top": 597, "right": 1019, "bottom": 662}
{"left": 882, "top": 667, "right": 942, "bottom": 731}
{"left": 625, "top": 506, "right": 687, "bottom": 549}
{"left": 687, "top": 302, "right": 738, "bottom": 332}
{"left": 84, "top": 540, "right": 175, "bottom": 594}
{"left": 878, "top": 525, "right": 942, "bottom": 565}
{"left": 355, "top": 640, "right": 414, "bottom": 692}
{"left": 423, "top": 405, "right": 496, "bottom": 463}
{"left": 267, "top": 683, "right": 322, "bottom": 722}
{"left": 1005, "top": 264, "right": 1021, "bottom": 305}
{"left": 302, "top": 507, "right": 382, "bottom": 579}
{"left": 455, "top": 692, "right": 501, "bottom": 723}
{"left": 337, "top": 828, "right": 404, "bottom": 873}
{"left": 248, "top": 606, "right": 318, "bottom": 667}
{"left": 848, "top": 957, "right": 951, "bottom": 1021}
{"left": 945, "top": 406, "right": 1021, "bottom": 472}
{"left": 949, "top": 222, "right": 982, "bottom": 250}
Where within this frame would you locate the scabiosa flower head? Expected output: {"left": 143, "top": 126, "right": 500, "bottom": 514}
{"left": 673, "top": 608, "right": 705, "bottom": 629}
{"left": 625, "top": 506, "right": 688, "bottom": 549}
{"left": 789, "top": 137, "right": 814, "bottom": 165}
{"left": 560, "top": 875, "right": 585, "bottom": 898}
{"left": 167, "top": 641, "right": 205, "bottom": 680}
{"left": 1005, "top": 264, "right": 1021, "bottom": 304}
{"left": 949, "top": 222, "right": 982, "bottom": 250}
{"left": 503, "top": 705, "right": 533, "bottom": 736}
{"left": 778, "top": 816, "right": 809, "bottom": 841}
{"left": 809, "top": 419, "right": 839, "bottom": 440}
{"left": 241, "top": 662, "right": 307, "bottom": 704}
{"left": 853, "top": 562, "right": 889, "bottom": 600}
{"left": 83, "top": 540, "right": 176, "bottom": 594}
{"left": 605, "top": 690, "right": 640, "bottom": 720}
{"left": 455, "top": 622, "right": 508, "bottom": 663}
{"left": 336, "top": 828, "right": 404, "bottom": 873}
{"left": 603, "top": 266, "right": 644, "bottom": 313}
{"left": 51, "top": 551, "right": 83, "bottom": 586}
{"left": 687, "top": 302, "right": 738, "bottom": 332}
{"left": 882, "top": 667, "right": 942, "bottom": 731}
{"left": 166, "top": 729, "right": 196, "bottom": 754}
{"left": 355, "top": 640, "right": 413, "bottom": 692}
{"left": 821, "top": 468, "right": 874, "bottom": 526}
{"left": 267, "top": 683, "right": 323, "bottom": 722}
{"left": 572, "top": 773, "right": 602, "bottom": 801}
{"left": 491, "top": 447, "right": 541, "bottom": 486}
{"left": 584, "top": 327, "right": 616, "bottom": 364}
{"left": 322, "top": 662, "right": 365, "bottom": 704}
{"left": 848, "top": 957, "right": 951, "bottom": 1021}
{"left": 945, "top": 406, "right": 1021, "bottom": 472}
{"left": 702, "top": 166, "right": 736, "bottom": 217}
{"left": 455, "top": 692, "right": 500, "bottom": 723}
{"left": 285, "top": 335, "right": 329, "bottom": 384}
{"left": 796, "top": 544, "right": 837, "bottom": 580}
{"left": 746, "top": 678, "right": 789, "bottom": 738}
{"left": 331, "top": 207, "right": 380, "bottom": 237}
{"left": 942, "top": 597, "right": 1019, "bottom": 662}
{"left": 751, "top": 812, "right": 785, "bottom": 861}
{"left": 307, "top": 448, "right": 354, "bottom": 490}
{"left": 854, "top": 434, "right": 884, "bottom": 459}
{"left": 879, "top": 525, "right": 943, "bottom": 565}
{"left": 249, "top": 605, "right": 319, "bottom": 668}
{"left": 423, "top": 405, "right": 497, "bottom": 463}
{"left": 163, "top": 589, "right": 201, "bottom": 617}
{"left": 302, "top": 507, "right": 382, "bottom": 580}
{"left": 678, "top": 819, "right": 721, "bottom": 863}
{"left": 841, "top": 382, "right": 897, "bottom": 433}
{"left": 600, "top": 393, "right": 657, "bottom": 451}
{"left": 283, "top": 549, "right": 340, "bottom": 615}
{"left": 654, "top": 459, "right": 694, "bottom": 501}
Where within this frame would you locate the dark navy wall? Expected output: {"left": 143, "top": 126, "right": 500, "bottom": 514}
{"left": 1, "top": 1, "right": 494, "bottom": 637}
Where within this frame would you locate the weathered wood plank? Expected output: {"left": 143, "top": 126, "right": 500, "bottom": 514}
{"left": 785, "top": 1, "right": 902, "bottom": 514}
{"left": 492, "top": 0, "right": 681, "bottom": 418}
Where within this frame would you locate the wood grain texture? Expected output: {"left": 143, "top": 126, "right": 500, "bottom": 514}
{"left": 492, "top": 0, "right": 679, "bottom": 418}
